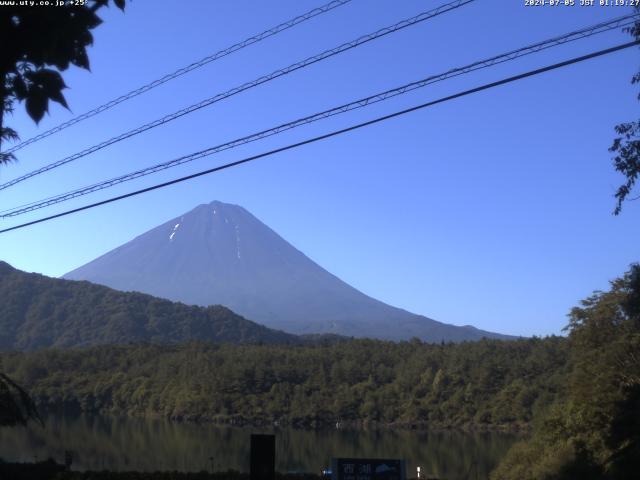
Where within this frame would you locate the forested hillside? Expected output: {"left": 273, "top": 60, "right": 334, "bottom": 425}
{"left": 0, "top": 261, "right": 298, "bottom": 349}
{"left": 0, "top": 337, "right": 567, "bottom": 429}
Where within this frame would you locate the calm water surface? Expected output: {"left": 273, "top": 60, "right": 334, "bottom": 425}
{"left": 0, "top": 414, "right": 519, "bottom": 479}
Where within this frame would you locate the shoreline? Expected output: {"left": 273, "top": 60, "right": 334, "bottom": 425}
{"left": 35, "top": 406, "right": 530, "bottom": 434}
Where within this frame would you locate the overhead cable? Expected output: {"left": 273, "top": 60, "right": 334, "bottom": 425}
{"left": 0, "top": 0, "right": 475, "bottom": 191}
{"left": 2, "top": 13, "right": 637, "bottom": 218}
{"left": 0, "top": 39, "right": 636, "bottom": 235}
{"left": 2, "top": 0, "right": 354, "bottom": 154}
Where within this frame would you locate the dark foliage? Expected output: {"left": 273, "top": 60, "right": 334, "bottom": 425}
{"left": 0, "top": 371, "right": 42, "bottom": 427}
{"left": 0, "top": 261, "right": 299, "bottom": 350}
{"left": 0, "top": 336, "right": 568, "bottom": 429}
{"left": 491, "top": 264, "right": 640, "bottom": 480}
{"left": 610, "top": 9, "right": 640, "bottom": 214}
{"left": 0, "top": 0, "right": 126, "bottom": 163}
{"left": 0, "top": 458, "right": 64, "bottom": 480}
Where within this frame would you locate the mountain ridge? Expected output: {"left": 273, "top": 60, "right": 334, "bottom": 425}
{"left": 0, "top": 261, "right": 300, "bottom": 350}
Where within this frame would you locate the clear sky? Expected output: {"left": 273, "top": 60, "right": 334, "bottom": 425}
{"left": 0, "top": 0, "right": 638, "bottom": 337}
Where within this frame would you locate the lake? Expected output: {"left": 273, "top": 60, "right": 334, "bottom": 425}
{"left": 0, "top": 414, "right": 519, "bottom": 479}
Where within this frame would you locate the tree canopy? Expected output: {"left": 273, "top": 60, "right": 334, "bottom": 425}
{"left": 610, "top": 9, "right": 640, "bottom": 214}
{"left": 0, "top": 0, "right": 125, "bottom": 164}
{"left": 0, "top": 371, "right": 41, "bottom": 427}
{"left": 0, "top": 336, "right": 568, "bottom": 430}
{"left": 491, "top": 264, "right": 640, "bottom": 480}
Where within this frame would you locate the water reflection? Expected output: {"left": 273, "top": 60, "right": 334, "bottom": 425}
{"left": 0, "top": 414, "right": 518, "bottom": 479}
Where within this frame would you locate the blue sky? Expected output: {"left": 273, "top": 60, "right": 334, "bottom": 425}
{"left": 0, "top": 0, "right": 638, "bottom": 337}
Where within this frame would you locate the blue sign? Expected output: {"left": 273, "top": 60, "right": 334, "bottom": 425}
{"left": 331, "top": 458, "right": 406, "bottom": 480}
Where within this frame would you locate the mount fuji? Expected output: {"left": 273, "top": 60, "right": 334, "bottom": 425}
{"left": 64, "top": 201, "right": 511, "bottom": 342}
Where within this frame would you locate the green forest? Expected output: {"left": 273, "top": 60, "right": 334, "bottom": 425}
{"left": 0, "top": 261, "right": 299, "bottom": 349}
{"left": 1, "top": 336, "right": 567, "bottom": 430}
{"left": 1, "top": 264, "right": 638, "bottom": 480}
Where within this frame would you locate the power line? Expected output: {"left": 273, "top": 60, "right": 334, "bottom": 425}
{"left": 0, "top": 40, "right": 636, "bottom": 235}
{"left": 0, "top": 0, "right": 475, "bottom": 191}
{"left": 2, "top": 13, "right": 636, "bottom": 218}
{"left": 2, "top": 0, "right": 354, "bottom": 155}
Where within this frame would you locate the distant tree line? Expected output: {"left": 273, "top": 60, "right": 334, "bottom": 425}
{"left": 0, "top": 335, "right": 568, "bottom": 430}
